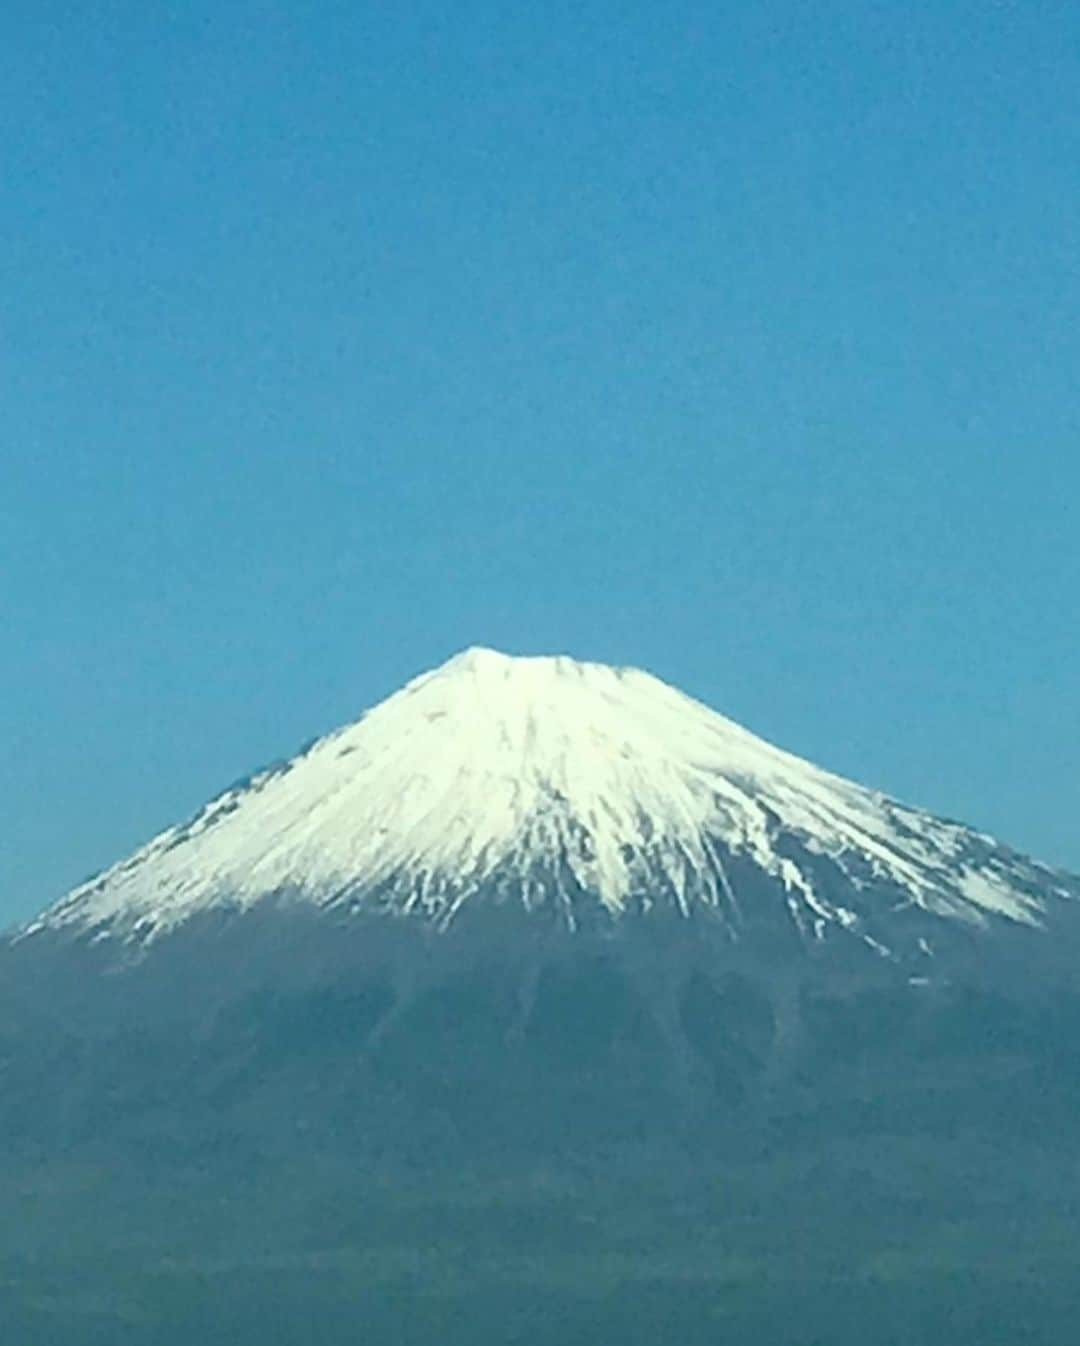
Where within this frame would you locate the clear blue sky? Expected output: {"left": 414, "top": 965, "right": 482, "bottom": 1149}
{"left": 3, "top": 1, "right": 1078, "bottom": 925}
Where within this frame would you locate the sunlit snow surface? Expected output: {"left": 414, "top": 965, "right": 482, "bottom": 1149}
{"left": 29, "top": 648, "right": 1077, "bottom": 949}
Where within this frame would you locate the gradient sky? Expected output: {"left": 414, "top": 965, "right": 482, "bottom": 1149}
{"left": 3, "top": 1, "right": 1078, "bottom": 925}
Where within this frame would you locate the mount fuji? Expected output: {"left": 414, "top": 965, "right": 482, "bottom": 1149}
{"left": 4, "top": 647, "right": 1080, "bottom": 1163}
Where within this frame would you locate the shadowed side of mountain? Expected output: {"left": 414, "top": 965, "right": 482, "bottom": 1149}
{"left": 5, "top": 902, "right": 1080, "bottom": 1172}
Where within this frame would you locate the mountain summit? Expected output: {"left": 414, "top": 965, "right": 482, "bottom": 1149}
{"left": 26, "top": 647, "right": 1077, "bottom": 974}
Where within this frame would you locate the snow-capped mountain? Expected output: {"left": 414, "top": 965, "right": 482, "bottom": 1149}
{"left": 6, "top": 647, "right": 1080, "bottom": 1173}
{"left": 24, "top": 647, "right": 1078, "bottom": 974}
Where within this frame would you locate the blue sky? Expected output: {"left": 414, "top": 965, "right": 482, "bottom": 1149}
{"left": 3, "top": 1, "right": 1078, "bottom": 923}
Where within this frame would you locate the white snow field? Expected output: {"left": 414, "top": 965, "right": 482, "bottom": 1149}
{"left": 28, "top": 647, "right": 1076, "bottom": 949}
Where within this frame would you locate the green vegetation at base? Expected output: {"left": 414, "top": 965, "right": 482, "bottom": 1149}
{"left": 3, "top": 1141, "right": 1078, "bottom": 1345}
